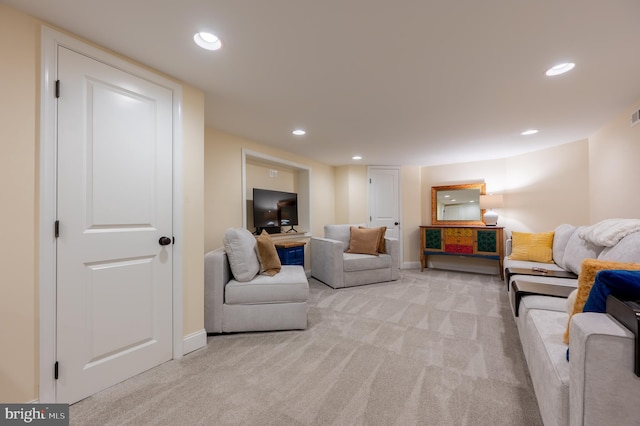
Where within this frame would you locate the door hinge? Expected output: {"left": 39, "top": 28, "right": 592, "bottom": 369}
{"left": 54, "top": 361, "right": 59, "bottom": 380}
{"left": 55, "top": 80, "right": 60, "bottom": 98}
{"left": 369, "top": 178, "right": 372, "bottom": 184}
{"left": 54, "top": 220, "right": 60, "bottom": 238}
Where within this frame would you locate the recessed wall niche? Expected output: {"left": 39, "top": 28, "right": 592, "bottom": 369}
{"left": 242, "top": 149, "right": 311, "bottom": 239}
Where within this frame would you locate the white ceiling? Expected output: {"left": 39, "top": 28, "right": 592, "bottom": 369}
{"left": 4, "top": 0, "right": 640, "bottom": 166}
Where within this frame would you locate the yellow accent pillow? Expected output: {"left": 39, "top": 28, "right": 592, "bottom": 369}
{"left": 359, "top": 226, "right": 387, "bottom": 253}
{"left": 347, "top": 226, "right": 382, "bottom": 256}
{"left": 255, "top": 230, "right": 282, "bottom": 276}
{"left": 509, "top": 231, "right": 555, "bottom": 263}
{"left": 563, "top": 258, "right": 640, "bottom": 344}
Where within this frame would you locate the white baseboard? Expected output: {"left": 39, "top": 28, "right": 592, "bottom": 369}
{"left": 183, "top": 329, "right": 207, "bottom": 355}
{"left": 402, "top": 261, "right": 421, "bottom": 270}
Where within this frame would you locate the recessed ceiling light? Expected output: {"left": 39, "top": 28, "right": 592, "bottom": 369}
{"left": 194, "top": 32, "right": 222, "bottom": 51}
{"left": 292, "top": 129, "right": 306, "bottom": 136}
{"left": 545, "top": 62, "right": 575, "bottom": 76}
{"left": 521, "top": 129, "right": 539, "bottom": 135}
{"left": 352, "top": 155, "right": 362, "bottom": 160}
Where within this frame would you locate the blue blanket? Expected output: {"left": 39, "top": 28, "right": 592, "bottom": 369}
{"left": 583, "top": 270, "right": 640, "bottom": 313}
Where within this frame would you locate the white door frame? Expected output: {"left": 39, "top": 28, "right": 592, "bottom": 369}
{"left": 39, "top": 26, "right": 184, "bottom": 402}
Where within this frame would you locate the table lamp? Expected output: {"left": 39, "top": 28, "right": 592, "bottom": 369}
{"left": 479, "top": 194, "right": 503, "bottom": 226}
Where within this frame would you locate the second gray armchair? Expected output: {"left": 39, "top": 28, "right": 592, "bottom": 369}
{"left": 311, "top": 224, "right": 400, "bottom": 289}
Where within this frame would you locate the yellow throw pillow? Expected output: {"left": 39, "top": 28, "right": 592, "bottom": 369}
{"left": 563, "top": 258, "right": 640, "bottom": 344}
{"left": 359, "top": 226, "right": 387, "bottom": 253}
{"left": 509, "top": 231, "right": 555, "bottom": 263}
{"left": 255, "top": 230, "right": 282, "bottom": 276}
{"left": 347, "top": 226, "right": 382, "bottom": 256}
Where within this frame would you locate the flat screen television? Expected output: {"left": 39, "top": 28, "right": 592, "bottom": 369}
{"left": 252, "top": 188, "right": 298, "bottom": 233}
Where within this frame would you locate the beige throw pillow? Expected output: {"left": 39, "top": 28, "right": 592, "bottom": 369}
{"left": 347, "top": 226, "right": 382, "bottom": 256}
{"left": 255, "top": 230, "right": 282, "bottom": 276}
{"left": 360, "top": 226, "right": 387, "bottom": 253}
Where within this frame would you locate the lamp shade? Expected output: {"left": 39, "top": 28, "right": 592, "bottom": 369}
{"left": 479, "top": 194, "right": 503, "bottom": 209}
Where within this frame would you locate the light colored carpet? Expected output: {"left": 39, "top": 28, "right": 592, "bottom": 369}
{"left": 69, "top": 269, "right": 542, "bottom": 425}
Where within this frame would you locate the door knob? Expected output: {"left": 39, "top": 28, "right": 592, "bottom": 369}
{"left": 394, "top": 222, "right": 399, "bottom": 226}
{"left": 159, "top": 236, "right": 172, "bottom": 246}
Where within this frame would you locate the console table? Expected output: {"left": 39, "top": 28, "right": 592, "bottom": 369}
{"left": 420, "top": 225, "right": 504, "bottom": 279}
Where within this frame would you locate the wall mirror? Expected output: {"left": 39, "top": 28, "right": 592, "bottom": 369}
{"left": 431, "top": 183, "right": 486, "bottom": 225}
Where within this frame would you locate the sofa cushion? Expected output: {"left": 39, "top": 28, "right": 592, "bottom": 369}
{"left": 509, "top": 231, "right": 555, "bottom": 263}
{"left": 563, "top": 258, "right": 640, "bottom": 344}
{"left": 343, "top": 252, "right": 392, "bottom": 272}
{"left": 561, "top": 227, "right": 604, "bottom": 275}
{"left": 225, "top": 265, "right": 308, "bottom": 305}
{"left": 255, "top": 230, "right": 281, "bottom": 276}
{"left": 598, "top": 231, "right": 640, "bottom": 263}
{"left": 524, "top": 309, "right": 571, "bottom": 426}
{"left": 519, "top": 293, "right": 573, "bottom": 316}
{"left": 222, "top": 228, "right": 260, "bottom": 282}
{"left": 552, "top": 224, "right": 577, "bottom": 269}
{"left": 347, "top": 226, "right": 382, "bottom": 255}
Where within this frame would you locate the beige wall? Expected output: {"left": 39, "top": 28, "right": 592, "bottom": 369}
{"left": 589, "top": 101, "right": 640, "bottom": 222}
{"left": 504, "top": 140, "right": 590, "bottom": 232}
{"left": 0, "top": 5, "right": 40, "bottom": 404}
{"left": 334, "top": 165, "right": 368, "bottom": 224}
{"left": 334, "top": 167, "right": 349, "bottom": 223}
{"left": 0, "top": 5, "right": 205, "bottom": 402}
{"left": 401, "top": 166, "right": 423, "bottom": 267}
{"left": 246, "top": 163, "right": 297, "bottom": 196}
{"left": 204, "top": 128, "right": 335, "bottom": 252}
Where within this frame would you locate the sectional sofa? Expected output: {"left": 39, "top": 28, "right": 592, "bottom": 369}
{"left": 503, "top": 220, "right": 640, "bottom": 426}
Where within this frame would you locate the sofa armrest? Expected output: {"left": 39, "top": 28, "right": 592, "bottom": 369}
{"left": 310, "top": 237, "right": 345, "bottom": 288}
{"left": 204, "top": 248, "right": 231, "bottom": 333}
{"left": 384, "top": 237, "right": 400, "bottom": 279}
{"left": 569, "top": 312, "right": 640, "bottom": 426}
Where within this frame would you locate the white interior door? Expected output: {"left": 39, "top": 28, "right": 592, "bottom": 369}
{"left": 56, "top": 46, "right": 174, "bottom": 403}
{"left": 368, "top": 166, "right": 401, "bottom": 246}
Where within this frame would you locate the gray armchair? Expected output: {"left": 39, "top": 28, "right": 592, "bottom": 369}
{"left": 204, "top": 247, "right": 308, "bottom": 333}
{"left": 311, "top": 224, "right": 400, "bottom": 289}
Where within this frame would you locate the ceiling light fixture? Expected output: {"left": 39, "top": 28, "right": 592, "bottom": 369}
{"left": 194, "top": 32, "right": 222, "bottom": 51}
{"left": 545, "top": 62, "right": 575, "bottom": 76}
{"left": 292, "top": 129, "right": 306, "bottom": 136}
{"left": 521, "top": 129, "right": 538, "bottom": 135}
{"left": 352, "top": 155, "right": 362, "bottom": 160}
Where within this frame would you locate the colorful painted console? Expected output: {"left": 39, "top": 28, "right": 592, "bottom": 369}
{"left": 419, "top": 225, "right": 504, "bottom": 279}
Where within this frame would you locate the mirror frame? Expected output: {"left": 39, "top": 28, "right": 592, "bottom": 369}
{"left": 431, "top": 182, "right": 486, "bottom": 226}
